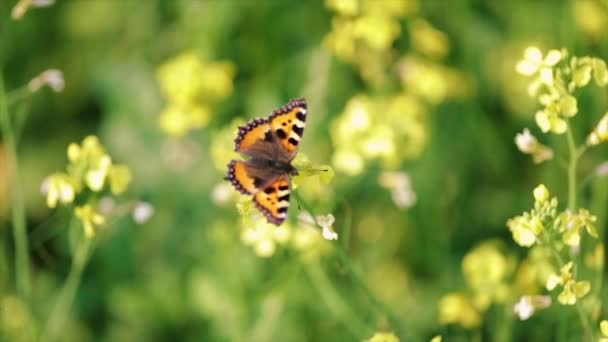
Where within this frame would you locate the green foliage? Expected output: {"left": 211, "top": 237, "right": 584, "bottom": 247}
{"left": 2, "top": 1, "right": 608, "bottom": 341}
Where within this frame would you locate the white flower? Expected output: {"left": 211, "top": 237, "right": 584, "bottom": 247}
{"left": 317, "top": 214, "right": 338, "bottom": 240}
{"left": 28, "top": 69, "right": 64, "bottom": 92}
{"left": 514, "top": 128, "right": 554, "bottom": 164}
{"left": 595, "top": 161, "right": 608, "bottom": 177}
{"left": 12, "top": 0, "right": 55, "bottom": 20}
{"left": 98, "top": 196, "right": 116, "bottom": 215}
{"left": 379, "top": 171, "right": 417, "bottom": 209}
{"left": 514, "top": 296, "right": 534, "bottom": 320}
{"left": 211, "top": 183, "right": 233, "bottom": 205}
{"left": 298, "top": 212, "right": 338, "bottom": 241}
{"left": 132, "top": 201, "right": 154, "bottom": 224}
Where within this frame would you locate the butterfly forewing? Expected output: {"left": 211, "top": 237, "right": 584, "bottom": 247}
{"left": 269, "top": 98, "right": 307, "bottom": 159}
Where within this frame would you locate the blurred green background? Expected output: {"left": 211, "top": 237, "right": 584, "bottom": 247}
{"left": 1, "top": 0, "right": 608, "bottom": 341}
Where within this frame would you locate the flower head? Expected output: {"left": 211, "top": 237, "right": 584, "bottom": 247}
{"left": 75, "top": 204, "right": 105, "bottom": 238}
{"left": 514, "top": 129, "right": 553, "bottom": 164}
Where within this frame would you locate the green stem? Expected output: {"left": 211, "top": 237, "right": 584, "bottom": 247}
{"left": 43, "top": 229, "right": 93, "bottom": 342}
{"left": 293, "top": 192, "right": 414, "bottom": 341}
{"left": 304, "top": 261, "right": 371, "bottom": 338}
{"left": 0, "top": 71, "right": 30, "bottom": 300}
{"left": 566, "top": 126, "right": 578, "bottom": 210}
{"left": 6, "top": 85, "right": 30, "bottom": 106}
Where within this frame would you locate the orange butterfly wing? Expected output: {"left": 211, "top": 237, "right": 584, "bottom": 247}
{"left": 253, "top": 176, "right": 291, "bottom": 225}
{"left": 226, "top": 160, "right": 259, "bottom": 195}
{"left": 227, "top": 98, "right": 306, "bottom": 225}
{"left": 233, "top": 117, "right": 272, "bottom": 155}
{"left": 268, "top": 98, "right": 307, "bottom": 156}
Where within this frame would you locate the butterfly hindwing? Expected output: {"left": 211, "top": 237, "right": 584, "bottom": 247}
{"left": 254, "top": 176, "right": 291, "bottom": 225}
{"left": 269, "top": 98, "right": 307, "bottom": 157}
{"left": 226, "top": 160, "right": 259, "bottom": 195}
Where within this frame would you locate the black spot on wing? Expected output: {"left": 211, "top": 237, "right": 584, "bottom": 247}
{"left": 253, "top": 177, "right": 265, "bottom": 188}
{"left": 278, "top": 207, "right": 288, "bottom": 214}
{"left": 292, "top": 125, "right": 304, "bottom": 136}
{"left": 296, "top": 110, "right": 306, "bottom": 121}
{"left": 264, "top": 187, "right": 275, "bottom": 194}
{"left": 264, "top": 130, "right": 274, "bottom": 142}
{"left": 276, "top": 129, "right": 287, "bottom": 139}
{"left": 278, "top": 194, "right": 290, "bottom": 202}
{"left": 288, "top": 138, "right": 299, "bottom": 146}
{"left": 278, "top": 185, "right": 289, "bottom": 191}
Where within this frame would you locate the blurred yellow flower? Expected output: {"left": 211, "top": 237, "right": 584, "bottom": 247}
{"left": 507, "top": 215, "right": 542, "bottom": 247}
{"left": 44, "top": 173, "right": 75, "bottom": 208}
{"left": 584, "top": 243, "right": 604, "bottom": 270}
{"left": 108, "top": 165, "right": 132, "bottom": 195}
{"left": 575, "top": 0, "right": 607, "bottom": 39}
{"left": 408, "top": 19, "right": 449, "bottom": 59}
{"left": 462, "top": 241, "right": 512, "bottom": 309}
{"left": 516, "top": 47, "right": 562, "bottom": 84}
{"left": 241, "top": 220, "right": 291, "bottom": 258}
{"left": 157, "top": 52, "right": 235, "bottom": 136}
{"left": 438, "top": 292, "right": 481, "bottom": 328}
{"left": 545, "top": 262, "right": 590, "bottom": 305}
{"left": 159, "top": 103, "right": 211, "bottom": 137}
{"left": 325, "top": 0, "right": 359, "bottom": 16}
{"left": 600, "top": 320, "right": 608, "bottom": 341}
{"left": 367, "top": 331, "right": 399, "bottom": 342}
{"left": 75, "top": 204, "right": 106, "bottom": 238}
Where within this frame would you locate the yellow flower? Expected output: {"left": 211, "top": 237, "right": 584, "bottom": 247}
{"left": 600, "top": 320, "right": 608, "bottom": 342}
{"left": 462, "top": 241, "right": 511, "bottom": 308}
{"left": 533, "top": 184, "right": 549, "bottom": 203}
{"left": 507, "top": 215, "right": 542, "bottom": 247}
{"left": 535, "top": 109, "right": 567, "bottom": 134}
{"left": 325, "top": 0, "right": 359, "bottom": 16}
{"left": 438, "top": 292, "right": 482, "bottom": 328}
{"left": 44, "top": 174, "right": 76, "bottom": 208}
{"left": 546, "top": 262, "right": 590, "bottom": 305}
{"left": 353, "top": 13, "right": 401, "bottom": 50}
{"left": 408, "top": 19, "right": 449, "bottom": 59}
{"left": 241, "top": 220, "right": 291, "bottom": 258}
{"left": 159, "top": 103, "right": 211, "bottom": 137}
{"left": 367, "top": 332, "right": 399, "bottom": 342}
{"left": 75, "top": 204, "right": 105, "bottom": 238}
{"left": 108, "top": 165, "right": 132, "bottom": 195}
{"left": 157, "top": 52, "right": 206, "bottom": 106}
{"left": 516, "top": 47, "right": 563, "bottom": 85}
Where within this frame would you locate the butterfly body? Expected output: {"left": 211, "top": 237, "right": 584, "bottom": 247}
{"left": 226, "top": 98, "right": 307, "bottom": 225}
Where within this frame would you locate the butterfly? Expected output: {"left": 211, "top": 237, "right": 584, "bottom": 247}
{"left": 226, "top": 98, "right": 307, "bottom": 225}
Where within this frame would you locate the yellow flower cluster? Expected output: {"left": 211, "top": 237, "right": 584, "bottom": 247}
{"left": 237, "top": 198, "right": 333, "bottom": 259}
{"left": 157, "top": 52, "right": 235, "bottom": 137}
{"left": 43, "top": 136, "right": 132, "bottom": 237}
{"left": 331, "top": 94, "right": 427, "bottom": 175}
{"left": 545, "top": 262, "right": 590, "bottom": 305}
{"left": 507, "top": 184, "right": 597, "bottom": 248}
{"left": 438, "top": 241, "right": 512, "bottom": 328}
{"left": 516, "top": 47, "right": 608, "bottom": 134}
{"left": 366, "top": 331, "right": 400, "bottom": 342}
{"left": 324, "top": 0, "right": 416, "bottom": 63}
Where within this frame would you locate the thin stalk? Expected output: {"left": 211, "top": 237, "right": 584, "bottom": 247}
{"left": 43, "top": 227, "right": 93, "bottom": 342}
{"left": 293, "top": 192, "right": 414, "bottom": 341}
{"left": 566, "top": 126, "right": 578, "bottom": 210}
{"left": 304, "top": 261, "right": 371, "bottom": 338}
{"left": 0, "top": 72, "right": 30, "bottom": 299}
